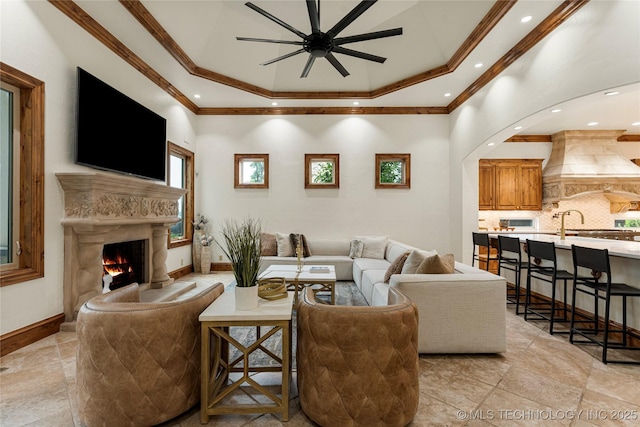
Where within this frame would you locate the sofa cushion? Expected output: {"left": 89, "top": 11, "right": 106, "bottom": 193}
{"left": 361, "top": 269, "right": 387, "bottom": 305}
{"left": 401, "top": 249, "right": 438, "bottom": 274}
{"left": 371, "top": 282, "right": 390, "bottom": 306}
{"left": 290, "top": 233, "right": 312, "bottom": 257}
{"left": 356, "top": 235, "right": 388, "bottom": 259}
{"left": 276, "top": 232, "right": 294, "bottom": 256}
{"left": 416, "top": 253, "right": 455, "bottom": 274}
{"left": 349, "top": 239, "right": 364, "bottom": 258}
{"left": 384, "top": 251, "right": 410, "bottom": 283}
{"left": 353, "top": 258, "right": 390, "bottom": 289}
{"left": 307, "top": 238, "right": 351, "bottom": 256}
{"left": 260, "top": 232, "right": 277, "bottom": 256}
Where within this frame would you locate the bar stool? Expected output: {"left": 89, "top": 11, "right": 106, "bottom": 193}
{"left": 472, "top": 232, "right": 499, "bottom": 272}
{"left": 498, "top": 235, "right": 528, "bottom": 315}
{"left": 569, "top": 245, "right": 640, "bottom": 365}
{"left": 524, "top": 239, "right": 573, "bottom": 334}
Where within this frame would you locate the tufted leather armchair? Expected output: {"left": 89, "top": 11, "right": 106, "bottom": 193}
{"left": 296, "top": 286, "right": 419, "bottom": 427}
{"left": 76, "top": 282, "right": 224, "bottom": 427}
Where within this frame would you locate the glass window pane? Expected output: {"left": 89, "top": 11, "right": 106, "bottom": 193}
{"left": 240, "top": 159, "right": 265, "bottom": 184}
{"left": 380, "top": 160, "right": 405, "bottom": 183}
{"left": 169, "top": 154, "right": 185, "bottom": 239}
{"left": 311, "top": 160, "right": 334, "bottom": 184}
{"left": 1, "top": 88, "right": 13, "bottom": 265}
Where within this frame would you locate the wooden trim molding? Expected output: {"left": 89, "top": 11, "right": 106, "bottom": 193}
{"left": 0, "top": 62, "right": 45, "bottom": 286}
{"left": 48, "top": 0, "right": 584, "bottom": 115}
{"left": 505, "top": 134, "right": 639, "bottom": 143}
{"left": 448, "top": 0, "right": 590, "bottom": 112}
{"left": 0, "top": 313, "right": 65, "bottom": 357}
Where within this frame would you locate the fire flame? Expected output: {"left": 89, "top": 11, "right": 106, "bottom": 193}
{"left": 103, "top": 253, "right": 133, "bottom": 277}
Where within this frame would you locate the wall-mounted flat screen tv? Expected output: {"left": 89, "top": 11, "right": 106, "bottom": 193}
{"left": 75, "top": 67, "right": 167, "bottom": 181}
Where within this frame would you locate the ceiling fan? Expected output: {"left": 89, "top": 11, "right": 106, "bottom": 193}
{"left": 236, "top": 0, "right": 403, "bottom": 78}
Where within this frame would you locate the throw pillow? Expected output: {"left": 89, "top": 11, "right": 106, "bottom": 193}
{"left": 289, "top": 233, "right": 312, "bottom": 257}
{"left": 276, "top": 232, "right": 294, "bottom": 257}
{"left": 356, "top": 235, "right": 388, "bottom": 259}
{"left": 260, "top": 232, "right": 277, "bottom": 256}
{"left": 384, "top": 251, "right": 410, "bottom": 283}
{"left": 401, "top": 249, "right": 438, "bottom": 274}
{"left": 349, "top": 239, "right": 364, "bottom": 258}
{"left": 415, "top": 253, "right": 455, "bottom": 274}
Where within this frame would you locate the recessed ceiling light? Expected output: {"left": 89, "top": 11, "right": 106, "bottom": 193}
{"left": 194, "top": 94, "right": 201, "bottom": 99}
{"left": 488, "top": 142, "right": 495, "bottom": 146}
{"left": 444, "top": 93, "right": 451, "bottom": 97}
{"left": 604, "top": 91, "right": 620, "bottom": 96}
{"left": 475, "top": 63, "right": 483, "bottom": 68}
{"left": 587, "top": 121, "right": 599, "bottom": 126}
{"left": 521, "top": 16, "right": 532, "bottom": 23}
{"left": 632, "top": 122, "right": 640, "bottom": 126}
{"left": 514, "top": 126, "right": 523, "bottom": 130}
{"left": 271, "top": 102, "right": 278, "bottom": 106}
{"left": 353, "top": 101, "right": 359, "bottom": 106}
{"left": 551, "top": 108, "right": 562, "bottom": 113}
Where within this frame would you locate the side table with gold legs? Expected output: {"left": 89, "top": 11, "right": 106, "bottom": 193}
{"left": 199, "top": 289, "right": 294, "bottom": 424}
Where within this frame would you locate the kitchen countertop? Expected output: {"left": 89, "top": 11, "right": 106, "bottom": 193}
{"left": 487, "top": 233, "right": 640, "bottom": 260}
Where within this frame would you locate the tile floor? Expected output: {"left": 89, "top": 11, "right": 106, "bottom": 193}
{"left": 1, "top": 272, "right": 639, "bottom": 427}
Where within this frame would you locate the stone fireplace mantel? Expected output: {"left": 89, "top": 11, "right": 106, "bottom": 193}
{"left": 56, "top": 172, "right": 186, "bottom": 321}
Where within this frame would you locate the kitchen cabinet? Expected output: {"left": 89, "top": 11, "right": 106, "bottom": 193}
{"left": 479, "top": 159, "right": 542, "bottom": 210}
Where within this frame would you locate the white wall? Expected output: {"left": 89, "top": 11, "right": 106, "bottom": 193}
{"left": 195, "top": 114, "right": 451, "bottom": 262}
{"left": 0, "top": 1, "right": 196, "bottom": 334}
{"left": 449, "top": 0, "right": 640, "bottom": 264}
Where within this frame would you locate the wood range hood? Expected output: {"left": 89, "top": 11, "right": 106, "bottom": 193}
{"left": 542, "top": 130, "right": 640, "bottom": 212}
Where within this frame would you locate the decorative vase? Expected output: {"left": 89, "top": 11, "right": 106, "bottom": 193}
{"left": 235, "top": 285, "right": 258, "bottom": 310}
{"left": 193, "top": 230, "right": 202, "bottom": 273}
{"left": 200, "top": 246, "right": 211, "bottom": 274}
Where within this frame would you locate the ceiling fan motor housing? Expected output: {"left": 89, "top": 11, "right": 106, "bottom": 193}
{"left": 305, "top": 33, "right": 334, "bottom": 58}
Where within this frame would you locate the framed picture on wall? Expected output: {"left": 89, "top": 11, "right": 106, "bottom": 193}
{"left": 375, "top": 153, "right": 410, "bottom": 189}
{"left": 305, "top": 154, "right": 339, "bottom": 189}
{"left": 234, "top": 154, "right": 269, "bottom": 188}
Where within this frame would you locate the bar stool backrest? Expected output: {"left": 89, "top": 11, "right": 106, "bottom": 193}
{"left": 571, "top": 245, "right": 610, "bottom": 279}
{"left": 473, "top": 232, "right": 490, "bottom": 248}
{"left": 526, "top": 239, "right": 558, "bottom": 265}
{"left": 498, "top": 235, "right": 521, "bottom": 258}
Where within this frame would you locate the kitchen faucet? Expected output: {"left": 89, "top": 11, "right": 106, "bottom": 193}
{"left": 555, "top": 210, "right": 585, "bottom": 239}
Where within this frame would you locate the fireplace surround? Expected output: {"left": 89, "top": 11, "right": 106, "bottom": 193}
{"left": 57, "top": 172, "right": 185, "bottom": 321}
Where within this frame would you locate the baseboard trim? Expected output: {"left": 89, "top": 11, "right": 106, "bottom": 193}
{"left": 212, "top": 262, "right": 232, "bottom": 271}
{"left": 169, "top": 265, "right": 194, "bottom": 280}
{"left": 0, "top": 313, "right": 65, "bottom": 357}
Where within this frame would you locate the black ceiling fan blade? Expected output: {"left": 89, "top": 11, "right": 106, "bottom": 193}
{"left": 245, "top": 2, "right": 307, "bottom": 39}
{"left": 301, "top": 55, "right": 316, "bottom": 78}
{"left": 325, "top": 53, "right": 350, "bottom": 77}
{"left": 326, "top": 0, "right": 377, "bottom": 38}
{"left": 333, "top": 46, "right": 386, "bottom": 63}
{"left": 237, "top": 37, "right": 304, "bottom": 46}
{"left": 306, "top": 0, "right": 320, "bottom": 33}
{"left": 334, "top": 28, "right": 403, "bottom": 45}
{"left": 261, "top": 48, "right": 306, "bottom": 66}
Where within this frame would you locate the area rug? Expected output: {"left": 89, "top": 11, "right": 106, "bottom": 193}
{"left": 228, "top": 281, "right": 367, "bottom": 367}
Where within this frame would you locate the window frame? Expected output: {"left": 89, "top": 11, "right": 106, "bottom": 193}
{"left": 234, "top": 154, "right": 269, "bottom": 189}
{"left": 375, "top": 153, "right": 411, "bottom": 189}
{"left": 0, "top": 62, "right": 45, "bottom": 286}
{"left": 167, "top": 142, "right": 194, "bottom": 249}
{"left": 305, "top": 153, "right": 340, "bottom": 189}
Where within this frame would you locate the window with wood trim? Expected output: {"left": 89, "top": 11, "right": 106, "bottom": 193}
{"left": 0, "top": 62, "right": 45, "bottom": 286}
{"left": 234, "top": 154, "right": 269, "bottom": 188}
{"left": 167, "top": 142, "right": 194, "bottom": 248}
{"left": 305, "top": 154, "right": 339, "bottom": 189}
{"left": 375, "top": 153, "right": 411, "bottom": 189}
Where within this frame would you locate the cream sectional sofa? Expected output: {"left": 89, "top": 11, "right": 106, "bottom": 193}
{"left": 260, "top": 236, "right": 507, "bottom": 354}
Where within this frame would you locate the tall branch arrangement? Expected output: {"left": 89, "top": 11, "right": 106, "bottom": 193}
{"left": 216, "top": 217, "right": 263, "bottom": 288}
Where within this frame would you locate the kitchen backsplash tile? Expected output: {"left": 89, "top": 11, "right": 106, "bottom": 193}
{"left": 480, "top": 193, "right": 640, "bottom": 231}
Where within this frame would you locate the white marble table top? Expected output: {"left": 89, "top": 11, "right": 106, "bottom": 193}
{"left": 488, "top": 233, "right": 640, "bottom": 260}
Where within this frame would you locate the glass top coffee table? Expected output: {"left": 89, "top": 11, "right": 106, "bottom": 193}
{"left": 259, "top": 264, "right": 337, "bottom": 304}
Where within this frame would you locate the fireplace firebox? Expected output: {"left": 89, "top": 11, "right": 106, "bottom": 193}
{"left": 102, "top": 240, "right": 147, "bottom": 291}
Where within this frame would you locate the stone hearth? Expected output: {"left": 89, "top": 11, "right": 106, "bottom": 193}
{"left": 56, "top": 172, "right": 185, "bottom": 321}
